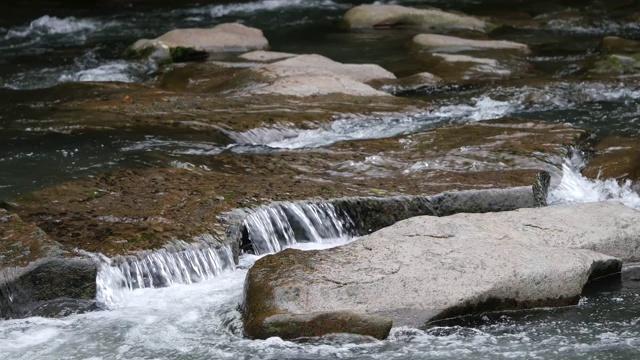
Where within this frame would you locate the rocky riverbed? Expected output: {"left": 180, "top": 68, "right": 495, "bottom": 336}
{"left": 2, "top": 0, "right": 640, "bottom": 358}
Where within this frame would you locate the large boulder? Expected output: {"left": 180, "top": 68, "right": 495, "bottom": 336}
{"left": 124, "top": 23, "right": 269, "bottom": 63}
{"left": 242, "top": 202, "right": 636, "bottom": 340}
{"left": 412, "top": 34, "right": 531, "bottom": 55}
{"left": 342, "top": 4, "right": 489, "bottom": 32}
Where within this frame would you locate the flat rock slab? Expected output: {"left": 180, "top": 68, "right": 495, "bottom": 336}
{"left": 342, "top": 4, "right": 488, "bottom": 32}
{"left": 412, "top": 34, "right": 531, "bottom": 55}
{"left": 243, "top": 202, "right": 636, "bottom": 339}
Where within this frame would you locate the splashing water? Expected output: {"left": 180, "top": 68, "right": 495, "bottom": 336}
{"left": 82, "top": 242, "right": 235, "bottom": 309}
{"left": 548, "top": 153, "right": 640, "bottom": 210}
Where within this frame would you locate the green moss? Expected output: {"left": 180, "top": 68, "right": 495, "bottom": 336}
{"left": 122, "top": 45, "right": 156, "bottom": 60}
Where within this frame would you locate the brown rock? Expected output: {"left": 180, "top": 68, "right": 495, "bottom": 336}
{"left": 582, "top": 136, "right": 640, "bottom": 182}
{"left": 599, "top": 36, "right": 640, "bottom": 54}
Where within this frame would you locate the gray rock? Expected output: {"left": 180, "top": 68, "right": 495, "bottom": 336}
{"left": 342, "top": 4, "right": 489, "bottom": 32}
{"left": 243, "top": 202, "right": 634, "bottom": 339}
{"left": 412, "top": 34, "right": 531, "bottom": 55}
{"left": 124, "top": 23, "right": 269, "bottom": 63}
{"left": 242, "top": 54, "right": 395, "bottom": 97}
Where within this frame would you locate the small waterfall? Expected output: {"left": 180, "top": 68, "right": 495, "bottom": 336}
{"left": 548, "top": 153, "right": 640, "bottom": 210}
{"left": 84, "top": 242, "right": 235, "bottom": 308}
{"left": 242, "top": 202, "right": 354, "bottom": 255}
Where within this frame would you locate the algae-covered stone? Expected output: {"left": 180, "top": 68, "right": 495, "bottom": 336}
{"left": 342, "top": 4, "right": 489, "bottom": 32}
{"left": 590, "top": 54, "right": 640, "bottom": 75}
{"left": 243, "top": 202, "right": 630, "bottom": 339}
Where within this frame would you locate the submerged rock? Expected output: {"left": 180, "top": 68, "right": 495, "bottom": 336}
{"left": 420, "top": 53, "right": 530, "bottom": 82}
{"left": 412, "top": 34, "right": 531, "bottom": 55}
{"left": 342, "top": 4, "right": 489, "bottom": 32}
{"left": 582, "top": 136, "right": 640, "bottom": 183}
{"left": 124, "top": 23, "right": 269, "bottom": 63}
{"left": 599, "top": 36, "right": 640, "bottom": 54}
{"left": 243, "top": 202, "right": 633, "bottom": 339}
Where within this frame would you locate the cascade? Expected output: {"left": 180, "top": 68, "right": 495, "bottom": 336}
{"left": 84, "top": 242, "right": 234, "bottom": 308}
{"left": 242, "top": 202, "right": 354, "bottom": 255}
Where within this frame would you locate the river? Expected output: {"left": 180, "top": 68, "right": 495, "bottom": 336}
{"left": 1, "top": 0, "right": 640, "bottom": 358}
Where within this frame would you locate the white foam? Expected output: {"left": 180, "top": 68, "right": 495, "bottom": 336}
{"left": 3, "top": 15, "right": 117, "bottom": 40}
{"left": 200, "top": 0, "right": 342, "bottom": 18}
{"left": 548, "top": 154, "right": 640, "bottom": 210}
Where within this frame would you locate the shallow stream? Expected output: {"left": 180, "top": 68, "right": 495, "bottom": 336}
{"left": 1, "top": 0, "right": 640, "bottom": 358}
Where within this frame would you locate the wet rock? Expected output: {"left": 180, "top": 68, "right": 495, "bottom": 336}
{"left": 411, "top": 34, "right": 531, "bottom": 55}
{"left": 243, "top": 202, "right": 629, "bottom": 339}
{"left": 247, "top": 71, "right": 389, "bottom": 97}
{"left": 369, "top": 72, "right": 443, "bottom": 93}
{"left": 260, "top": 54, "right": 396, "bottom": 84}
{"left": 1, "top": 257, "right": 97, "bottom": 319}
{"left": 342, "top": 4, "right": 489, "bottom": 33}
{"left": 0, "top": 209, "right": 64, "bottom": 268}
{"left": 8, "top": 119, "right": 586, "bottom": 259}
{"left": 229, "top": 53, "right": 397, "bottom": 97}
{"left": 590, "top": 54, "right": 640, "bottom": 75}
{"left": 599, "top": 36, "right": 640, "bottom": 54}
{"left": 582, "top": 136, "right": 640, "bottom": 182}
{"left": 0, "top": 209, "right": 97, "bottom": 319}
{"left": 417, "top": 53, "right": 530, "bottom": 83}
{"left": 123, "top": 23, "right": 269, "bottom": 63}
{"left": 50, "top": 81, "right": 423, "bottom": 135}
{"left": 238, "top": 50, "right": 296, "bottom": 62}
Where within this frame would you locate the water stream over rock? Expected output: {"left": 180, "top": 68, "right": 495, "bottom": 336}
{"left": 2, "top": 0, "right": 640, "bottom": 358}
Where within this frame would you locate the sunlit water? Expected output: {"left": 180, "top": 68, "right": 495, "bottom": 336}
{"left": 2, "top": 0, "right": 640, "bottom": 358}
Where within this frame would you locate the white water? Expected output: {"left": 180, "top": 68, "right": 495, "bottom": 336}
{"left": 1, "top": 159, "right": 640, "bottom": 359}
{"left": 188, "top": 0, "right": 344, "bottom": 19}
{"left": 243, "top": 202, "right": 353, "bottom": 254}
{"left": 90, "top": 242, "right": 235, "bottom": 309}
{"left": 548, "top": 152, "right": 640, "bottom": 210}
{"left": 3, "top": 16, "right": 104, "bottom": 39}
{"left": 3, "top": 50, "right": 155, "bottom": 90}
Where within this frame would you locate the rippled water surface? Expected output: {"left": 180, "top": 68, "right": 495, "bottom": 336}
{"left": 2, "top": 0, "right": 640, "bottom": 358}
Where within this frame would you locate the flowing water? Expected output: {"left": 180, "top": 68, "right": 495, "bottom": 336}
{"left": 2, "top": 0, "right": 640, "bottom": 358}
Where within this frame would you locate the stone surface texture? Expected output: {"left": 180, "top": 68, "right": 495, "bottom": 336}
{"left": 243, "top": 202, "right": 635, "bottom": 339}
{"left": 342, "top": 4, "right": 488, "bottom": 32}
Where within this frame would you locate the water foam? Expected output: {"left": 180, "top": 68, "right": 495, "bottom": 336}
{"left": 548, "top": 152, "right": 640, "bottom": 210}
{"left": 198, "top": 0, "right": 343, "bottom": 18}
{"left": 4, "top": 16, "right": 101, "bottom": 39}
{"left": 3, "top": 50, "right": 155, "bottom": 90}
{"left": 85, "top": 242, "right": 235, "bottom": 309}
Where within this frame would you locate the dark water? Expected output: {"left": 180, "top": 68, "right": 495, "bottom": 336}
{"left": 1, "top": 0, "right": 640, "bottom": 358}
